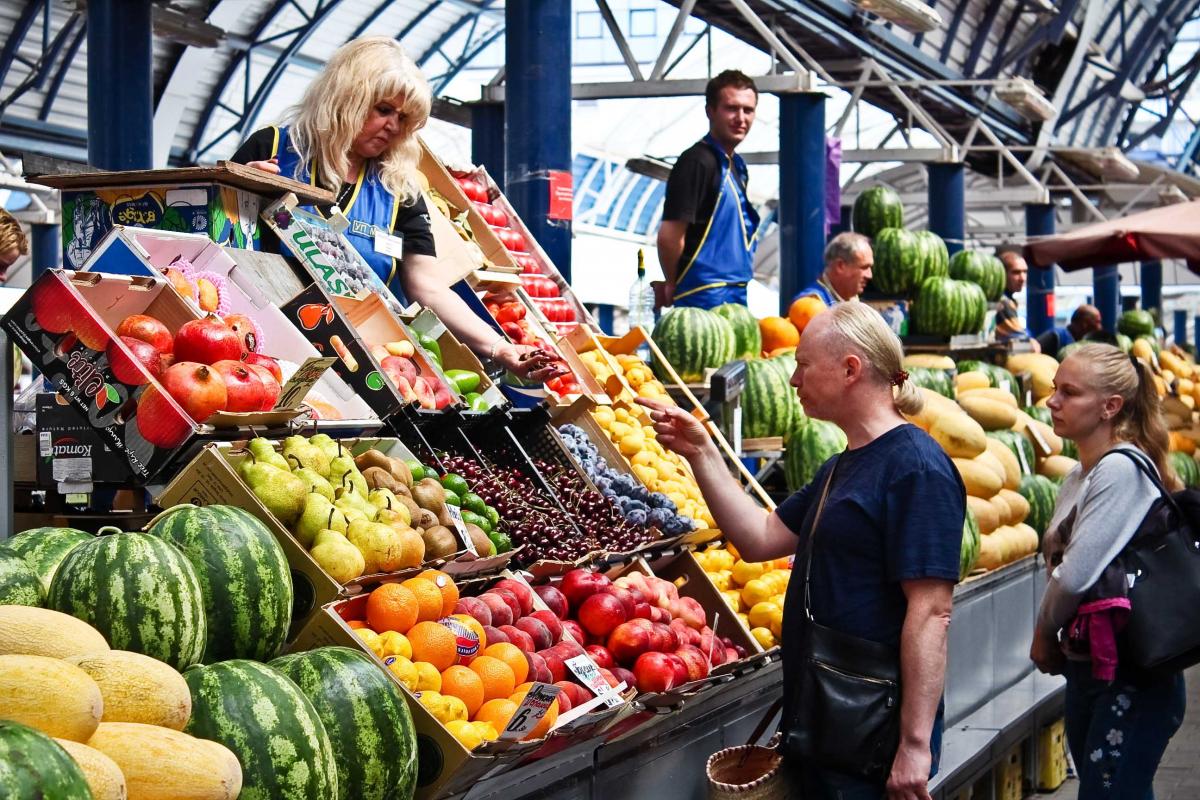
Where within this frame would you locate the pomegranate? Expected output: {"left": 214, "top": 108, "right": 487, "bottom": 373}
{"left": 116, "top": 314, "right": 174, "bottom": 355}
{"left": 159, "top": 361, "right": 228, "bottom": 423}
{"left": 210, "top": 359, "right": 267, "bottom": 413}
{"left": 107, "top": 336, "right": 162, "bottom": 386}
{"left": 243, "top": 352, "right": 282, "bottom": 382}
{"left": 134, "top": 384, "right": 194, "bottom": 449}
{"left": 246, "top": 363, "right": 281, "bottom": 410}
{"left": 223, "top": 314, "right": 259, "bottom": 354}
{"left": 173, "top": 315, "right": 242, "bottom": 365}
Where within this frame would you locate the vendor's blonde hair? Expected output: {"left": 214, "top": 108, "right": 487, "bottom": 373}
{"left": 825, "top": 302, "right": 923, "bottom": 416}
{"left": 0, "top": 209, "right": 27, "bottom": 257}
{"left": 286, "top": 37, "right": 431, "bottom": 205}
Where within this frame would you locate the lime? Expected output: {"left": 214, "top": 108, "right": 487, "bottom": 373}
{"left": 461, "top": 510, "right": 490, "bottom": 533}
{"left": 462, "top": 492, "right": 487, "bottom": 516}
{"left": 405, "top": 460, "right": 425, "bottom": 482}
{"left": 441, "top": 473, "right": 469, "bottom": 497}
{"left": 443, "top": 490, "right": 461, "bottom": 507}
{"left": 484, "top": 506, "right": 500, "bottom": 528}
{"left": 486, "top": 529, "right": 512, "bottom": 553}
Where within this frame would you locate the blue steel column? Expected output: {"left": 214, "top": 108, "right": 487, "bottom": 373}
{"left": 778, "top": 92, "right": 826, "bottom": 314}
{"left": 505, "top": 1, "right": 571, "bottom": 280}
{"left": 1175, "top": 309, "right": 1188, "bottom": 346}
{"left": 1141, "top": 260, "right": 1162, "bottom": 313}
{"left": 1094, "top": 265, "right": 1120, "bottom": 332}
{"left": 928, "top": 163, "right": 965, "bottom": 256}
{"left": 30, "top": 224, "right": 60, "bottom": 280}
{"left": 1024, "top": 203, "right": 1056, "bottom": 337}
{"left": 87, "top": 0, "right": 153, "bottom": 170}
{"left": 470, "top": 102, "right": 506, "bottom": 193}
{"left": 1195, "top": 316, "right": 1200, "bottom": 351}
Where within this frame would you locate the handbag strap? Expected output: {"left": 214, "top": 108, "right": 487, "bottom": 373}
{"left": 1103, "top": 448, "right": 1181, "bottom": 515}
{"left": 746, "top": 697, "right": 783, "bottom": 747}
{"left": 801, "top": 457, "right": 840, "bottom": 621}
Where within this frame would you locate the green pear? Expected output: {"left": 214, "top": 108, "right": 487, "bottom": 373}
{"left": 243, "top": 461, "right": 306, "bottom": 525}
{"left": 337, "top": 505, "right": 369, "bottom": 526}
{"left": 310, "top": 434, "right": 342, "bottom": 462}
{"left": 294, "top": 493, "right": 347, "bottom": 548}
{"left": 311, "top": 529, "right": 365, "bottom": 583}
{"left": 330, "top": 457, "right": 369, "bottom": 498}
{"left": 335, "top": 486, "right": 375, "bottom": 517}
{"left": 376, "top": 504, "right": 412, "bottom": 528}
{"left": 346, "top": 519, "right": 404, "bottom": 574}
{"left": 246, "top": 438, "right": 289, "bottom": 471}
{"left": 368, "top": 487, "right": 399, "bottom": 512}
{"left": 293, "top": 467, "right": 335, "bottom": 500}
{"left": 284, "top": 437, "right": 331, "bottom": 476}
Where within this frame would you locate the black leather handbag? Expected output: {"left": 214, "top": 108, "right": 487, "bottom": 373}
{"left": 781, "top": 459, "right": 902, "bottom": 782}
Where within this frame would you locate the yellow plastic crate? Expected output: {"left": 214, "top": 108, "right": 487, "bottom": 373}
{"left": 1038, "top": 718, "right": 1068, "bottom": 791}
{"left": 994, "top": 745, "right": 1023, "bottom": 800}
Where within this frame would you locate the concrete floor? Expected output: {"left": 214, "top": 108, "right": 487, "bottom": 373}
{"left": 1042, "top": 666, "right": 1200, "bottom": 799}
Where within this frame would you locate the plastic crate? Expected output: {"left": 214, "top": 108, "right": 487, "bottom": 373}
{"left": 1038, "top": 718, "right": 1068, "bottom": 791}
{"left": 994, "top": 744, "right": 1024, "bottom": 800}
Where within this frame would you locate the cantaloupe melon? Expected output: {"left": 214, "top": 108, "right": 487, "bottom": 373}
{"left": 985, "top": 439, "right": 1021, "bottom": 490}
{"left": 903, "top": 354, "right": 956, "bottom": 370}
{"left": 0, "top": 605, "right": 109, "bottom": 658}
{"left": 1039, "top": 455, "right": 1078, "bottom": 480}
{"left": 953, "top": 458, "right": 1004, "bottom": 498}
{"left": 55, "top": 738, "right": 128, "bottom": 800}
{"left": 930, "top": 414, "right": 988, "bottom": 458}
{"left": 966, "top": 495, "right": 999, "bottom": 534}
{"left": 87, "top": 722, "right": 242, "bottom": 800}
{"left": 65, "top": 651, "right": 191, "bottom": 731}
{"left": 0, "top": 654, "right": 103, "bottom": 741}
{"left": 978, "top": 532, "right": 1005, "bottom": 571}
{"left": 975, "top": 451, "right": 1008, "bottom": 486}
{"left": 958, "top": 387, "right": 1019, "bottom": 408}
{"left": 998, "top": 489, "right": 1031, "bottom": 526}
{"left": 953, "top": 372, "right": 990, "bottom": 392}
{"left": 959, "top": 396, "right": 1019, "bottom": 431}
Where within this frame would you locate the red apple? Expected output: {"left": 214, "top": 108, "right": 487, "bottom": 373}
{"left": 159, "top": 361, "right": 228, "bottom": 423}
{"left": 482, "top": 625, "right": 508, "bottom": 645}
{"left": 560, "top": 569, "right": 609, "bottom": 612}
{"left": 561, "top": 619, "right": 585, "bottom": 644}
{"left": 529, "top": 610, "right": 563, "bottom": 642}
{"left": 454, "top": 597, "right": 492, "bottom": 628}
{"left": 244, "top": 353, "right": 282, "bottom": 382}
{"left": 174, "top": 315, "right": 242, "bottom": 365}
{"left": 585, "top": 645, "right": 615, "bottom": 670}
{"left": 515, "top": 617, "right": 553, "bottom": 651}
{"left": 493, "top": 579, "right": 535, "bottom": 616}
{"left": 602, "top": 586, "right": 637, "bottom": 619}
{"left": 674, "top": 645, "right": 711, "bottom": 682}
{"left": 29, "top": 277, "right": 76, "bottom": 335}
{"left": 487, "top": 588, "right": 523, "bottom": 622}
{"left": 210, "top": 359, "right": 266, "bottom": 413}
{"left": 107, "top": 336, "right": 162, "bottom": 385}
{"left": 606, "top": 621, "right": 653, "bottom": 666}
{"left": 134, "top": 384, "right": 193, "bottom": 449}
{"left": 478, "top": 593, "right": 514, "bottom": 627}
{"left": 537, "top": 648, "right": 568, "bottom": 683}
{"left": 634, "top": 652, "right": 681, "bottom": 693}
{"left": 525, "top": 651, "right": 553, "bottom": 684}
{"left": 245, "top": 363, "right": 281, "bottom": 410}
{"left": 499, "top": 625, "right": 535, "bottom": 653}
{"left": 535, "top": 585, "right": 569, "bottom": 619}
{"left": 116, "top": 314, "right": 174, "bottom": 355}
{"left": 578, "top": 593, "right": 628, "bottom": 638}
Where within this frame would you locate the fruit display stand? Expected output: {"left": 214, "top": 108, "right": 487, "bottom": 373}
{"left": 404, "top": 308, "right": 508, "bottom": 413}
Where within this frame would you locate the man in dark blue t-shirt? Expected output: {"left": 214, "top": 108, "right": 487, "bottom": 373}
{"left": 639, "top": 303, "right": 964, "bottom": 800}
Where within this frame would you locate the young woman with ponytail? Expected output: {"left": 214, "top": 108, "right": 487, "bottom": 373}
{"left": 1032, "top": 343, "right": 1186, "bottom": 799}
{"left": 640, "top": 303, "right": 965, "bottom": 799}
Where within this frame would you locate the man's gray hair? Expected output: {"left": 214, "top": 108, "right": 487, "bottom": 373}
{"left": 824, "top": 232, "right": 871, "bottom": 268}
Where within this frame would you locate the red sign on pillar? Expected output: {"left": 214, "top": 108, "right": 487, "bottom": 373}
{"left": 548, "top": 170, "right": 573, "bottom": 221}
{"left": 1045, "top": 293, "right": 1055, "bottom": 319}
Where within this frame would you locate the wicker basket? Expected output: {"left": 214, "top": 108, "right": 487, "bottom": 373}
{"left": 706, "top": 738, "right": 786, "bottom": 800}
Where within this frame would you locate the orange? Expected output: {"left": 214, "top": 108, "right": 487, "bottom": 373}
{"left": 420, "top": 569, "right": 460, "bottom": 617}
{"left": 366, "top": 583, "right": 419, "bottom": 634}
{"left": 441, "top": 666, "right": 485, "bottom": 717}
{"left": 447, "top": 613, "right": 485, "bottom": 652}
{"left": 346, "top": 619, "right": 368, "bottom": 629}
{"left": 401, "top": 578, "right": 445, "bottom": 623}
{"left": 508, "top": 685, "right": 559, "bottom": 740}
{"left": 475, "top": 698, "right": 518, "bottom": 733}
{"left": 407, "top": 621, "right": 459, "bottom": 672}
{"left": 469, "top": 656, "right": 517, "bottom": 701}
{"left": 482, "top": 643, "right": 529, "bottom": 684}
{"left": 787, "top": 295, "right": 827, "bottom": 336}
{"left": 759, "top": 316, "right": 800, "bottom": 354}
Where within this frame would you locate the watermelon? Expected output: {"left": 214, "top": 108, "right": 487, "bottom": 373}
{"left": 911, "top": 277, "right": 987, "bottom": 336}
{"left": 1018, "top": 474, "right": 1059, "bottom": 539}
{"left": 0, "top": 552, "right": 42, "bottom": 607}
{"left": 712, "top": 303, "right": 761, "bottom": 361}
{"left": 949, "top": 250, "right": 1004, "bottom": 301}
{"left": 1115, "top": 333, "right": 1133, "bottom": 353}
{"left": 784, "top": 418, "right": 847, "bottom": 492}
{"left": 270, "top": 647, "right": 417, "bottom": 800}
{"left": 907, "top": 366, "right": 954, "bottom": 399}
{"left": 0, "top": 720, "right": 92, "bottom": 800}
{"left": 186, "top": 660, "right": 338, "bottom": 800}
{"left": 852, "top": 185, "right": 903, "bottom": 239}
{"left": 870, "top": 228, "right": 921, "bottom": 295}
{"left": 988, "top": 430, "right": 1036, "bottom": 476}
{"left": 960, "top": 509, "right": 980, "bottom": 580}
{"left": 1118, "top": 309, "right": 1155, "bottom": 338}
{"left": 914, "top": 231, "right": 949, "bottom": 279}
{"left": 652, "top": 307, "right": 736, "bottom": 382}
{"left": 1169, "top": 451, "right": 1199, "bottom": 489}
{"left": 766, "top": 353, "right": 805, "bottom": 441}
{"left": 1061, "top": 438, "right": 1079, "bottom": 459}
{"left": 742, "top": 359, "right": 795, "bottom": 439}
{"left": 0, "top": 527, "right": 93, "bottom": 594}
{"left": 149, "top": 504, "right": 293, "bottom": 663}
{"left": 1023, "top": 405, "right": 1052, "bottom": 426}
{"left": 47, "top": 530, "right": 207, "bottom": 670}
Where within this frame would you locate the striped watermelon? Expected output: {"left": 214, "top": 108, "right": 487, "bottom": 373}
{"left": 852, "top": 186, "right": 903, "bottom": 239}
{"left": 47, "top": 530, "right": 206, "bottom": 670}
{"left": 270, "top": 647, "right": 417, "bottom": 800}
{"left": 1169, "top": 452, "right": 1199, "bottom": 488}
{"left": 1018, "top": 474, "right": 1059, "bottom": 539}
{"left": 766, "top": 353, "right": 805, "bottom": 441}
{"left": 988, "top": 430, "right": 1036, "bottom": 476}
{"left": 907, "top": 367, "right": 954, "bottom": 399}
{"left": 911, "top": 277, "right": 987, "bottom": 336}
{"left": 1118, "top": 309, "right": 1155, "bottom": 338}
{"left": 0, "top": 720, "right": 91, "bottom": 800}
{"left": 961, "top": 509, "right": 980, "bottom": 580}
{"left": 1115, "top": 333, "right": 1133, "bottom": 353}
{"left": 0, "top": 552, "right": 43, "bottom": 607}
{"left": 742, "top": 359, "right": 795, "bottom": 439}
{"left": 712, "top": 303, "right": 762, "bottom": 361}
{"left": 185, "top": 659, "right": 339, "bottom": 800}
{"left": 870, "top": 228, "right": 921, "bottom": 295}
{"left": 652, "top": 307, "right": 736, "bottom": 382}
{"left": 949, "top": 250, "right": 1004, "bottom": 301}
{"left": 914, "top": 231, "right": 949, "bottom": 279}
{"left": 0, "top": 527, "right": 93, "bottom": 594}
{"left": 784, "top": 418, "right": 847, "bottom": 492}
{"left": 149, "top": 504, "right": 293, "bottom": 663}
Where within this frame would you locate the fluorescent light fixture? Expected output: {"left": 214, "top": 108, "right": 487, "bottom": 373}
{"left": 1096, "top": 147, "right": 1140, "bottom": 181}
{"left": 996, "top": 78, "right": 1058, "bottom": 121}
{"left": 853, "top": 0, "right": 943, "bottom": 33}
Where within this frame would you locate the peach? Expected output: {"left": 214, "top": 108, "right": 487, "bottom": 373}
{"left": 535, "top": 584, "right": 570, "bottom": 619}
{"left": 515, "top": 616, "right": 554, "bottom": 651}
{"left": 479, "top": 592, "right": 514, "bottom": 627}
{"left": 529, "top": 610, "right": 563, "bottom": 642}
{"left": 578, "top": 593, "right": 627, "bottom": 638}
{"left": 493, "top": 578, "right": 535, "bottom": 616}
{"left": 499, "top": 624, "right": 535, "bottom": 653}
{"left": 454, "top": 596, "right": 492, "bottom": 628}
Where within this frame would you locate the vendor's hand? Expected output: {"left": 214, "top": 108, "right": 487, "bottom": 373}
{"left": 636, "top": 398, "right": 711, "bottom": 459}
{"left": 886, "top": 740, "right": 933, "bottom": 800}
{"left": 245, "top": 158, "right": 280, "bottom": 175}
{"left": 494, "top": 342, "right": 563, "bottom": 383}
{"left": 1030, "top": 631, "right": 1065, "bottom": 675}
{"left": 651, "top": 280, "right": 674, "bottom": 310}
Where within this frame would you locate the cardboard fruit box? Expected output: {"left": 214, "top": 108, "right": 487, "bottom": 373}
{"left": 404, "top": 307, "right": 507, "bottom": 414}
{"left": 154, "top": 437, "right": 515, "bottom": 634}
{"left": 2, "top": 270, "right": 302, "bottom": 483}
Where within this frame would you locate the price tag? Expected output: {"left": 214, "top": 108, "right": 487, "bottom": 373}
{"left": 446, "top": 505, "right": 476, "bottom": 555}
{"left": 998, "top": 379, "right": 1011, "bottom": 394}
{"left": 565, "top": 655, "right": 622, "bottom": 707}
{"left": 374, "top": 229, "right": 405, "bottom": 259}
{"left": 499, "top": 682, "right": 560, "bottom": 740}
{"left": 275, "top": 357, "right": 337, "bottom": 410}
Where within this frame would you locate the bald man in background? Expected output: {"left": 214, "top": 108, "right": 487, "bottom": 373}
{"left": 1036, "top": 305, "right": 1103, "bottom": 358}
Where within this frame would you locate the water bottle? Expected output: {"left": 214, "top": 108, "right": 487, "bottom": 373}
{"left": 628, "top": 249, "right": 656, "bottom": 337}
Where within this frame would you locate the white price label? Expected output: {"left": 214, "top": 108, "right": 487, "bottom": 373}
{"left": 374, "top": 229, "right": 405, "bottom": 259}
{"left": 998, "top": 379, "right": 1011, "bottom": 393}
{"left": 446, "top": 505, "right": 476, "bottom": 555}
{"left": 52, "top": 457, "right": 92, "bottom": 483}
{"left": 565, "top": 655, "right": 622, "bottom": 707}
{"left": 499, "top": 682, "right": 560, "bottom": 740}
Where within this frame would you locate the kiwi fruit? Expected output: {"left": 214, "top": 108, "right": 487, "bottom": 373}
{"left": 413, "top": 507, "right": 439, "bottom": 530}
{"left": 354, "top": 450, "right": 392, "bottom": 473}
{"left": 422, "top": 525, "right": 460, "bottom": 559}
{"left": 362, "top": 466, "right": 400, "bottom": 492}
{"left": 387, "top": 457, "right": 414, "bottom": 489}
{"left": 411, "top": 477, "right": 446, "bottom": 511}
{"left": 436, "top": 503, "right": 455, "bottom": 528}
{"left": 464, "top": 523, "right": 494, "bottom": 558}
